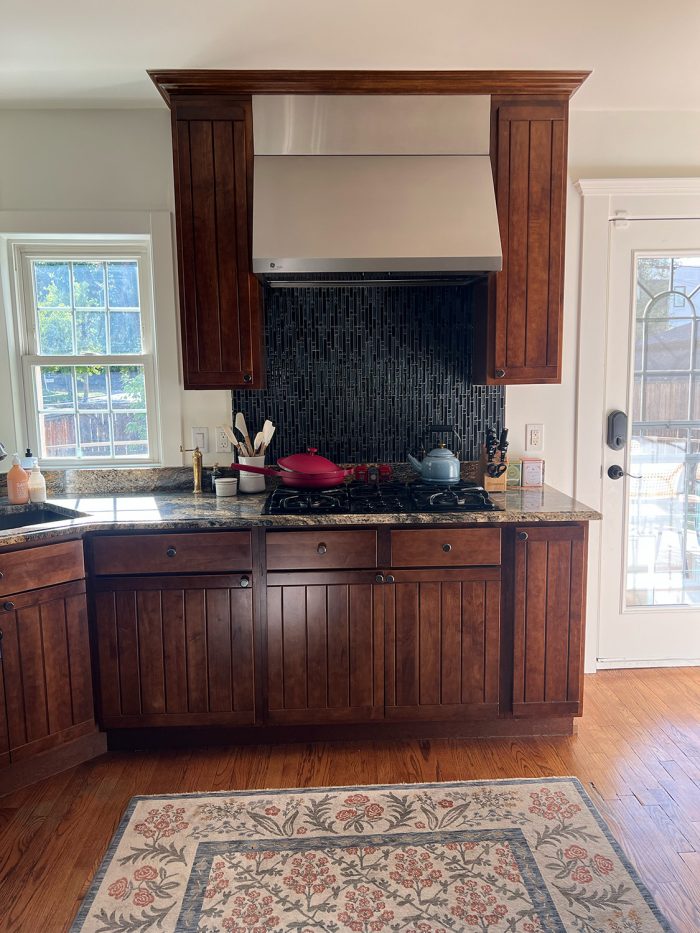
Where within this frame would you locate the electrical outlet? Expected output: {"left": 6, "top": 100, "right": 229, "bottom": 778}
{"left": 526, "top": 423, "right": 544, "bottom": 452}
{"left": 215, "top": 426, "right": 231, "bottom": 454}
{"left": 191, "top": 427, "right": 210, "bottom": 453}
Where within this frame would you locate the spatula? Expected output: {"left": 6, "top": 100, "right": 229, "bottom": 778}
{"left": 253, "top": 431, "right": 265, "bottom": 455}
{"left": 235, "top": 412, "right": 253, "bottom": 457}
{"left": 262, "top": 420, "right": 275, "bottom": 452}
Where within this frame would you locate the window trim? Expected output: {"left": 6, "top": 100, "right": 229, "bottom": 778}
{"left": 11, "top": 239, "right": 163, "bottom": 467}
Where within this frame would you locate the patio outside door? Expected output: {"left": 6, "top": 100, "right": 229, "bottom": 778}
{"left": 599, "top": 218, "right": 700, "bottom": 663}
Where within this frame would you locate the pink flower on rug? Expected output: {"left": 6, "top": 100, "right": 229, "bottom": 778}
{"left": 571, "top": 866, "right": 593, "bottom": 884}
{"left": 344, "top": 793, "right": 370, "bottom": 805}
{"left": 133, "top": 889, "right": 155, "bottom": 907}
{"left": 133, "top": 865, "right": 159, "bottom": 882}
{"left": 452, "top": 881, "right": 509, "bottom": 925}
{"left": 336, "top": 808, "right": 359, "bottom": 821}
{"left": 107, "top": 877, "right": 129, "bottom": 899}
{"left": 564, "top": 845, "right": 588, "bottom": 861}
{"left": 438, "top": 799, "right": 454, "bottom": 808}
{"left": 594, "top": 853, "right": 614, "bottom": 875}
{"left": 282, "top": 853, "right": 336, "bottom": 896}
{"left": 529, "top": 788, "right": 581, "bottom": 821}
{"left": 364, "top": 803, "right": 384, "bottom": 820}
{"left": 264, "top": 806, "right": 280, "bottom": 815}
{"left": 134, "top": 805, "right": 189, "bottom": 841}
{"left": 222, "top": 891, "right": 278, "bottom": 932}
{"left": 388, "top": 848, "right": 442, "bottom": 891}
{"left": 338, "top": 885, "right": 394, "bottom": 932}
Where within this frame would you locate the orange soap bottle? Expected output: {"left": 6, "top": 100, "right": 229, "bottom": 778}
{"left": 7, "top": 453, "right": 30, "bottom": 504}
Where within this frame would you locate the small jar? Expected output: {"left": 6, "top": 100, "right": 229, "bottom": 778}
{"left": 215, "top": 477, "right": 238, "bottom": 497}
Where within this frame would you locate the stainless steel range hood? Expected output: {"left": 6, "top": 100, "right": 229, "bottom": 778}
{"left": 251, "top": 95, "right": 502, "bottom": 276}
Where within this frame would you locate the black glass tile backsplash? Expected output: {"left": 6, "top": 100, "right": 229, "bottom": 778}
{"left": 232, "top": 284, "right": 504, "bottom": 463}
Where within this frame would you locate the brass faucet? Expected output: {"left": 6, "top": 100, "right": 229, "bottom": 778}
{"left": 180, "top": 445, "right": 203, "bottom": 493}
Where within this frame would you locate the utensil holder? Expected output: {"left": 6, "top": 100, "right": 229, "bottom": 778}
{"left": 237, "top": 455, "right": 266, "bottom": 493}
{"left": 479, "top": 446, "right": 509, "bottom": 492}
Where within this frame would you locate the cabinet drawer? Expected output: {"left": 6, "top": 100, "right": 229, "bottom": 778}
{"left": 390, "top": 528, "right": 501, "bottom": 567}
{"left": 266, "top": 530, "right": 377, "bottom": 570}
{"left": 0, "top": 540, "right": 84, "bottom": 597}
{"left": 91, "top": 532, "right": 252, "bottom": 576}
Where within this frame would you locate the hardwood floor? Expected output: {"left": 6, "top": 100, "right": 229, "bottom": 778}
{"left": 1, "top": 668, "right": 699, "bottom": 931}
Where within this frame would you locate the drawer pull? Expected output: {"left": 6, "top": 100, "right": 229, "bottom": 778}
{"left": 375, "top": 574, "right": 384, "bottom": 584}
{"left": 166, "top": 546, "right": 177, "bottom": 558}
{"left": 442, "top": 543, "right": 452, "bottom": 553}
{"left": 495, "top": 368, "right": 506, "bottom": 378}
{"left": 240, "top": 575, "right": 250, "bottom": 588}
{"left": 386, "top": 574, "right": 395, "bottom": 584}
{"left": 517, "top": 531, "right": 529, "bottom": 541}
{"left": 0, "top": 571, "right": 4, "bottom": 580}
{"left": 317, "top": 543, "right": 328, "bottom": 555}
{"left": 2, "top": 601, "right": 15, "bottom": 612}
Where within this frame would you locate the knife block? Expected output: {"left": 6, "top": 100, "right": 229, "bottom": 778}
{"left": 478, "top": 446, "right": 509, "bottom": 492}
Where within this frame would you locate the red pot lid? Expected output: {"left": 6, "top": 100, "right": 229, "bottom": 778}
{"left": 278, "top": 447, "right": 341, "bottom": 475}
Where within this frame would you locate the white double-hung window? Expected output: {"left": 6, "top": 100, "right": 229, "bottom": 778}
{"left": 12, "top": 241, "right": 161, "bottom": 465}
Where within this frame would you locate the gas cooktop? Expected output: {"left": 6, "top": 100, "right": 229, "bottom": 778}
{"left": 263, "top": 481, "right": 502, "bottom": 515}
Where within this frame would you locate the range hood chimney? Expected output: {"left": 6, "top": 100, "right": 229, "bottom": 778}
{"left": 251, "top": 95, "right": 502, "bottom": 277}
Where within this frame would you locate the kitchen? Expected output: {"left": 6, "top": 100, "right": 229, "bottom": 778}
{"left": 0, "top": 3, "right": 699, "bottom": 931}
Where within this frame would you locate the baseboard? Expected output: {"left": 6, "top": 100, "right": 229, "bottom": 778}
{"left": 596, "top": 658, "right": 700, "bottom": 670}
{"left": 0, "top": 729, "right": 107, "bottom": 797}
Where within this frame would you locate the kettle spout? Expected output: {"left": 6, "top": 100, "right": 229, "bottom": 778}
{"left": 407, "top": 454, "right": 422, "bottom": 474}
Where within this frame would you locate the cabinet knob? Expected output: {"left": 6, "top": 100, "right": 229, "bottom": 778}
{"left": 495, "top": 368, "right": 506, "bottom": 378}
{"left": 517, "top": 531, "right": 529, "bottom": 541}
{"left": 166, "top": 546, "right": 177, "bottom": 558}
{"left": 240, "top": 575, "right": 250, "bottom": 588}
{"left": 2, "top": 601, "right": 14, "bottom": 612}
{"left": 375, "top": 574, "right": 385, "bottom": 584}
{"left": 317, "top": 543, "right": 327, "bottom": 555}
{"left": 0, "top": 571, "right": 4, "bottom": 580}
{"left": 442, "top": 543, "right": 452, "bottom": 553}
{"left": 243, "top": 373, "right": 252, "bottom": 384}
{"left": 386, "top": 574, "right": 395, "bottom": 584}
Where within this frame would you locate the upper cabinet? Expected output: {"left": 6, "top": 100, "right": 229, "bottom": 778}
{"left": 473, "top": 98, "right": 569, "bottom": 384}
{"left": 151, "top": 72, "right": 587, "bottom": 390}
{"left": 170, "top": 97, "right": 264, "bottom": 388}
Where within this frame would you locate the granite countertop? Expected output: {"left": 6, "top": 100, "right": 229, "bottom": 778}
{"left": 0, "top": 484, "right": 600, "bottom": 549}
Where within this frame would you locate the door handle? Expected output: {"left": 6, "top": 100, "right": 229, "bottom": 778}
{"left": 608, "top": 465, "right": 642, "bottom": 480}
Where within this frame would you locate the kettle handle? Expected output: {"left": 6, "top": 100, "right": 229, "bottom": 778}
{"left": 424, "top": 424, "right": 463, "bottom": 456}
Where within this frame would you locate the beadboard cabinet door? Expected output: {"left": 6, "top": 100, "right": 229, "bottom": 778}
{"left": 93, "top": 575, "right": 255, "bottom": 727}
{"left": 383, "top": 569, "right": 501, "bottom": 721}
{"left": 512, "top": 525, "right": 587, "bottom": 717}
{"left": 265, "top": 572, "right": 385, "bottom": 724}
{"left": 171, "top": 97, "right": 264, "bottom": 388}
{"left": 0, "top": 581, "right": 95, "bottom": 762}
{"left": 474, "top": 98, "right": 568, "bottom": 385}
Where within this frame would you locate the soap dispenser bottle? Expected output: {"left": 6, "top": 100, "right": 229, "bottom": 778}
{"left": 28, "top": 460, "right": 47, "bottom": 504}
{"left": 7, "top": 454, "right": 30, "bottom": 504}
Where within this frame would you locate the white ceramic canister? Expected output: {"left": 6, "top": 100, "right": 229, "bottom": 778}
{"left": 215, "top": 477, "right": 238, "bottom": 497}
{"left": 237, "top": 455, "right": 266, "bottom": 493}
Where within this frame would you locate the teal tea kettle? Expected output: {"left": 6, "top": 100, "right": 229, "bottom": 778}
{"left": 408, "top": 426, "right": 462, "bottom": 484}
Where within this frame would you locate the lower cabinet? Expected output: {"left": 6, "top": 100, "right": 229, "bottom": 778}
{"left": 383, "top": 568, "right": 501, "bottom": 720}
{"left": 512, "top": 525, "right": 587, "bottom": 717}
{"left": 265, "top": 571, "right": 384, "bottom": 724}
{"left": 93, "top": 575, "right": 255, "bottom": 727}
{"left": 1, "top": 580, "right": 95, "bottom": 762}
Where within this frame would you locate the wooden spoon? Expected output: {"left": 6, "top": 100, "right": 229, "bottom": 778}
{"left": 235, "top": 412, "right": 253, "bottom": 457}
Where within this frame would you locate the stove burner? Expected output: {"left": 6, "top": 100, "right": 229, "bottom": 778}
{"left": 264, "top": 480, "right": 502, "bottom": 515}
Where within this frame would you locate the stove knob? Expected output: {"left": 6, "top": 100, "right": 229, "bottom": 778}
{"left": 442, "top": 543, "right": 452, "bottom": 553}
{"left": 317, "top": 543, "right": 328, "bottom": 555}
{"left": 375, "top": 574, "right": 385, "bottom": 584}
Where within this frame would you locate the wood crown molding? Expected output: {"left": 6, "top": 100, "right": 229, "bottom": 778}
{"left": 576, "top": 177, "right": 700, "bottom": 197}
{"left": 148, "top": 69, "right": 591, "bottom": 107}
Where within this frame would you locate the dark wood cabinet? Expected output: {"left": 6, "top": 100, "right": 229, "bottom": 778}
{"left": 512, "top": 525, "right": 587, "bottom": 717}
{"left": 0, "top": 580, "right": 95, "bottom": 762}
{"left": 474, "top": 98, "right": 569, "bottom": 385}
{"left": 383, "top": 568, "right": 501, "bottom": 720}
{"left": 93, "top": 574, "right": 256, "bottom": 727}
{"left": 171, "top": 96, "right": 264, "bottom": 388}
{"left": 265, "top": 571, "right": 384, "bottom": 724}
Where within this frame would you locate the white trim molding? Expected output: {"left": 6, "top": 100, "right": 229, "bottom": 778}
{"left": 576, "top": 178, "right": 700, "bottom": 197}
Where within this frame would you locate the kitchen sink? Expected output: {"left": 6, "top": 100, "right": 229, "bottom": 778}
{"left": 0, "top": 504, "right": 87, "bottom": 531}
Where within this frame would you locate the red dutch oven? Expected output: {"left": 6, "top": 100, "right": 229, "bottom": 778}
{"left": 230, "top": 447, "right": 355, "bottom": 489}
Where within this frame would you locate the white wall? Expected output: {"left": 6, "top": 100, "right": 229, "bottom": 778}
{"left": 0, "top": 109, "right": 232, "bottom": 467}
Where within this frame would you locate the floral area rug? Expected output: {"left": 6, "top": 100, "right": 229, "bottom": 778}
{"left": 71, "top": 778, "right": 670, "bottom": 932}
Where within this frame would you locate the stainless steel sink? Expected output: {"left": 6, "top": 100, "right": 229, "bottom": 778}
{"left": 0, "top": 504, "right": 87, "bottom": 531}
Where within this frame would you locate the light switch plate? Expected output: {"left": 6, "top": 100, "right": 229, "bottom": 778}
{"left": 191, "top": 427, "right": 210, "bottom": 453}
{"left": 526, "top": 423, "right": 544, "bottom": 452}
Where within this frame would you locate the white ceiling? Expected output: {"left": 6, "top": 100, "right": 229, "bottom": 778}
{"left": 1, "top": 0, "right": 699, "bottom": 111}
